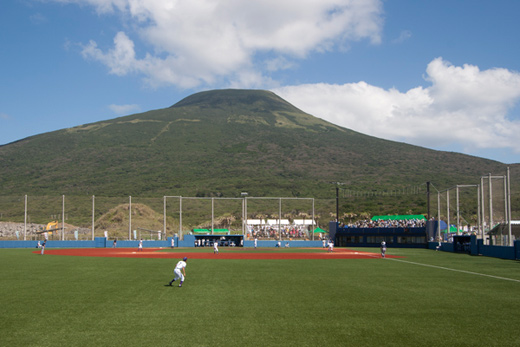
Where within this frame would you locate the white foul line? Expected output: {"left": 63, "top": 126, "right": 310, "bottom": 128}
{"left": 386, "top": 257, "right": 520, "bottom": 283}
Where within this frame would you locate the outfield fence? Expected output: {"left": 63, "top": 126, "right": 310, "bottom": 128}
{"left": 431, "top": 169, "right": 514, "bottom": 246}
{"left": 0, "top": 195, "right": 334, "bottom": 242}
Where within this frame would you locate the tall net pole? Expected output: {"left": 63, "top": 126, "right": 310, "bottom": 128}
{"left": 507, "top": 167, "right": 512, "bottom": 245}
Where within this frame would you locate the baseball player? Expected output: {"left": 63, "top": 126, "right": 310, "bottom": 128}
{"left": 328, "top": 239, "right": 334, "bottom": 252}
{"left": 169, "top": 257, "right": 187, "bottom": 287}
{"left": 213, "top": 240, "right": 219, "bottom": 254}
{"left": 138, "top": 239, "right": 143, "bottom": 252}
{"left": 381, "top": 241, "right": 387, "bottom": 258}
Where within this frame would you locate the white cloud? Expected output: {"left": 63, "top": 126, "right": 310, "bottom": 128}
{"left": 273, "top": 58, "right": 520, "bottom": 158}
{"left": 49, "top": 0, "right": 128, "bottom": 15}
{"left": 82, "top": 32, "right": 138, "bottom": 76}
{"left": 68, "top": 0, "right": 383, "bottom": 88}
{"left": 108, "top": 103, "right": 140, "bottom": 115}
{"left": 29, "top": 13, "right": 48, "bottom": 25}
{"left": 392, "top": 30, "right": 411, "bottom": 44}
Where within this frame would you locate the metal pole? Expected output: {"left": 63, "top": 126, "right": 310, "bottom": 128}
{"left": 312, "top": 198, "right": 315, "bottom": 241}
{"left": 129, "top": 196, "right": 132, "bottom": 240}
{"left": 503, "top": 175, "right": 508, "bottom": 225}
{"left": 488, "top": 174, "right": 493, "bottom": 233}
{"left": 211, "top": 197, "right": 214, "bottom": 234}
{"left": 163, "top": 196, "right": 166, "bottom": 240}
{"left": 336, "top": 187, "right": 339, "bottom": 222}
{"left": 92, "top": 195, "right": 95, "bottom": 241}
{"left": 507, "top": 167, "right": 512, "bottom": 246}
{"left": 279, "top": 198, "right": 282, "bottom": 241}
{"left": 61, "top": 195, "right": 64, "bottom": 240}
{"left": 24, "top": 195, "right": 27, "bottom": 241}
{"left": 477, "top": 187, "right": 481, "bottom": 239}
{"left": 427, "top": 182, "right": 431, "bottom": 220}
{"left": 481, "top": 177, "right": 485, "bottom": 243}
{"left": 179, "top": 196, "right": 182, "bottom": 240}
{"left": 243, "top": 196, "right": 248, "bottom": 236}
{"left": 437, "top": 192, "right": 441, "bottom": 241}
{"left": 456, "top": 186, "right": 460, "bottom": 235}
{"left": 447, "top": 190, "right": 450, "bottom": 235}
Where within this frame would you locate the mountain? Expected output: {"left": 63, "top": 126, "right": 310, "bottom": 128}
{"left": 0, "top": 89, "right": 518, "bottom": 218}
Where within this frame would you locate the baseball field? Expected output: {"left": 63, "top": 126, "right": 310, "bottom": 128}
{"left": 2, "top": 247, "right": 520, "bottom": 346}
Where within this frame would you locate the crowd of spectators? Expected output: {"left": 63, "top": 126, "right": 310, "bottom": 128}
{"left": 348, "top": 218, "right": 426, "bottom": 228}
{"left": 249, "top": 226, "right": 309, "bottom": 239}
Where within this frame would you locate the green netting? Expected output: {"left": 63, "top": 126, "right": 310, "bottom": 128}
{"left": 371, "top": 214, "right": 426, "bottom": 221}
{"left": 313, "top": 227, "right": 328, "bottom": 233}
{"left": 193, "top": 228, "right": 229, "bottom": 234}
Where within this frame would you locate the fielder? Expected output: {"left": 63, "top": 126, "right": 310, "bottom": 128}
{"left": 213, "top": 240, "right": 219, "bottom": 254}
{"left": 381, "top": 241, "right": 386, "bottom": 258}
{"left": 138, "top": 239, "right": 143, "bottom": 252}
{"left": 169, "top": 257, "right": 187, "bottom": 287}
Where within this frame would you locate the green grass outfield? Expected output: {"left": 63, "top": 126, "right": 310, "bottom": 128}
{"left": 1, "top": 247, "right": 520, "bottom": 346}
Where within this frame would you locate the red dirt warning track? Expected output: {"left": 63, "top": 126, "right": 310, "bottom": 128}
{"left": 36, "top": 248, "right": 401, "bottom": 260}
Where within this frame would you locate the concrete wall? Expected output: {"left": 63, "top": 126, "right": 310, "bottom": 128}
{"left": 428, "top": 238, "right": 520, "bottom": 260}
{"left": 0, "top": 236, "right": 322, "bottom": 249}
{"left": 478, "top": 241, "right": 517, "bottom": 260}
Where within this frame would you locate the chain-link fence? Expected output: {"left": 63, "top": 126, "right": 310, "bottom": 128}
{"left": 0, "top": 195, "right": 335, "bottom": 241}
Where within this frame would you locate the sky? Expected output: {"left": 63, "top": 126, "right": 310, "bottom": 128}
{"left": 1, "top": 0, "right": 520, "bottom": 164}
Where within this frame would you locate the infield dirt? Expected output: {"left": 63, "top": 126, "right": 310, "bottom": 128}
{"left": 36, "top": 247, "right": 402, "bottom": 260}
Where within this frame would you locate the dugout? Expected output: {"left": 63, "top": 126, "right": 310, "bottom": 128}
{"left": 331, "top": 222, "right": 427, "bottom": 248}
{"left": 453, "top": 235, "right": 471, "bottom": 253}
{"left": 193, "top": 234, "right": 243, "bottom": 247}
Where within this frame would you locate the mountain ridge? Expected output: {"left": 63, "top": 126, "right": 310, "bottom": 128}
{"left": 0, "top": 89, "right": 517, "bottom": 218}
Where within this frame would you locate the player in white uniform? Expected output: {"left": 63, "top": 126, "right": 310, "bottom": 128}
{"left": 213, "top": 240, "right": 219, "bottom": 254}
{"left": 381, "top": 241, "right": 386, "bottom": 258}
{"left": 328, "top": 239, "right": 334, "bottom": 252}
{"left": 254, "top": 237, "right": 258, "bottom": 249}
{"left": 138, "top": 239, "right": 143, "bottom": 251}
{"left": 169, "top": 257, "right": 187, "bottom": 287}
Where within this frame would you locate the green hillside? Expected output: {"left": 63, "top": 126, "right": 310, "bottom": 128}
{"left": 0, "top": 89, "right": 518, "bottom": 223}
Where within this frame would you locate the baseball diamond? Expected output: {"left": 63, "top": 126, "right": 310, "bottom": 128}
{"left": 33, "top": 247, "right": 403, "bottom": 259}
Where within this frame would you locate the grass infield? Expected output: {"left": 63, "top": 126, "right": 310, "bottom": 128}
{"left": 1, "top": 247, "right": 520, "bottom": 346}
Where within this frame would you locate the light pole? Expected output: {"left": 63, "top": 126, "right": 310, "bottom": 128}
{"left": 330, "top": 182, "right": 346, "bottom": 223}
{"left": 241, "top": 192, "right": 248, "bottom": 235}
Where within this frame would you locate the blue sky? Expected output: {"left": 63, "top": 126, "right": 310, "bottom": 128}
{"left": 1, "top": 0, "right": 520, "bottom": 164}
